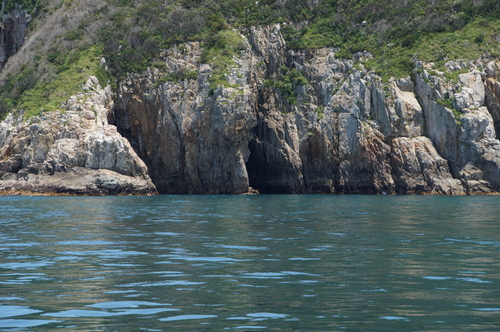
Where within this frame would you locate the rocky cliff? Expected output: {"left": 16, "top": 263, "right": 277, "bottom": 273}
{"left": 0, "top": 77, "right": 156, "bottom": 195}
{"left": 2, "top": 24, "right": 500, "bottom": 195}
{"left": 112, "top": 25, "right": 500, "bottom": 195}
{"left": 0, "top": 4, "right": 29, "bottom": 71}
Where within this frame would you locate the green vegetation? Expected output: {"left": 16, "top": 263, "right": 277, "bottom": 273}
{"left": 3, "top": 0, "right": 40, "bottom": 13}
{"left": 433, "top": 66, "right": 470, "bottom": 83}
{"left": 200, "top": 29, "right": 246, "bottom": 90}
{"left": 264, "top": 66, "right": 308, "bottom": 106}
{"left": 279, "top": 0, "right": 500, "bottom": 80}
{"left": 436, "top": 92, "right": 462, "bottom": 125}
{"left": 1, "top": 0, "right": 500, "bottom": 119}
{"left": 153, "top": 69, "right": 198, "bottom": 88}
{"left": 1, "top": 46, "right": 109, "bottom": 118}
{"left": 315, "top": 106, "right": 325, "bottom": 120}
{"left": 435, "top": 94, "right": 454, "bottom": 110}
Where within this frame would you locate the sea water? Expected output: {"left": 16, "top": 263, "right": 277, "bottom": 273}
{"left": 0, "top": 195, "right": 499, "bottom": 331}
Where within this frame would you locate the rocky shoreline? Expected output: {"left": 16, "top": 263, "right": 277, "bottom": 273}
{"left": 0, "top": 77, "right": 156, "bottom": 195}
{"left": 2, "top": 25, "right": 500, "bottom": 195}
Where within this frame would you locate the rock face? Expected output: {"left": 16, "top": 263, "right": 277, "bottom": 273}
{"left": 0, "top": 4, "right": 29, "bottom": 71}
{"left": 114, "top": 42, "right": 255, "bottom": 194}
{"left": 112, "top": 25, "right": 500, "bottom": 195}
{"left": 2, "top": 24, "right": 500, "bottom": 195}
{"left": 0, "top": 77, "right": 156, "bottom": 195}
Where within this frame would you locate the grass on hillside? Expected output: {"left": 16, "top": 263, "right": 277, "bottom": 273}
{"left": 200, "top": 29, "right": 246, "bottom": 91}
{"left": 362, "top": 16, "right": 500, "bottom": 81}
{"left": 9, "top": 46, "right": 109, "bottom": 118}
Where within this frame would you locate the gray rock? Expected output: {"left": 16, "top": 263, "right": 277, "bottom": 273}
{"left": 110, "top": 26, "right": 500, "bottom": 195}
{"left": 3, "top": 25, "right": 500, "bottom": 196}
{"left": 0, "top": 7, "right": 30, "bottom": 70}
{"left": 390, "top": 136, "right": 465, "bottom": 195}
{"left": 0, "top": 77, "right": 156, "bottom": 195}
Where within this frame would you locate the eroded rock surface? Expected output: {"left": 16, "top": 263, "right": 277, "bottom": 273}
{"left": 0, "top": 5, "right": 30, "bottom": 70}
{"left": 0, "top": 77, "right": 156, "bottom": 195}
{"left": 2, "top": 25, "right": 500, "bottom": 195}
{"left": 112, "top": 26, "right": 500, "bottom": 194}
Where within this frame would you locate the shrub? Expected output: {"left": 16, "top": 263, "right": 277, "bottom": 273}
{"left": 11, "top": 46, "right": 109, "bottom": 118}
{"left": 200, "top": 29, "right": 245, "bottom": 90}
{"left": 2, "top": 0, "right": 500, "bottom": 119}
{"left": 266, "top": 67, "right": 309, "bottom": 106}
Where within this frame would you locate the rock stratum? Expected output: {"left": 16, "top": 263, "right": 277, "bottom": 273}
{"left": 2, "top": 25, "right": 500, "bottom": 195}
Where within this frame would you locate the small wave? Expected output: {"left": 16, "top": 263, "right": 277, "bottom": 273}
{"left": 55, "top": 240, "right": 114, "bottom": 245}
{"left": 0, "top": 262, "right": 54, "bottom": 270}
{"left": 88, "top": 301, "right": 171, "bottom": 309}
{"left": 119, "top": 280, "right": 204, "bottom": 287}
{"left": 0, "top": 305, "right": 42, "bottom": 319}
{"left": 0, "top": 319, "right": 61, "bottom": 328}
{"left": 380, "top": 316, "right": 409, "bottom": 321}
{"left": 159, "top": 314, "right": 217, "bottom": 321}
{"left": 422, "top": 276, "right": 453, "bottom": 280}
{"left": 457, "top": 277, "right": 492, "bottom": 284}
{"left": 247, "top": 312, "right": 289, "bottom": 319}
{"left": 154, "top": 232, "right": 183, "bottom": 236}
{"left": 209, "top": 244, "right": 268, "bottom": 251}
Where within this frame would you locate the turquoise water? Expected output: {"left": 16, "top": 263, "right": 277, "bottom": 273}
{"left": 0, "top": 195, "right": 499, "bottom": 331}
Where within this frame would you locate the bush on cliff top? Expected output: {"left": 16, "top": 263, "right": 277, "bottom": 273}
{"left": 3, "top": 0, "right": 39, "bottom": 13}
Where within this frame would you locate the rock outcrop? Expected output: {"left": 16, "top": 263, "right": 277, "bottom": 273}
{"left": 2, "top": 24, "right": 500, "bottom": 195}
{"left": 114, "top": 41, "right": 255, "bottom": 194}
{"left": 0, "top": 4, "right": 29, "bottom": 71}
{"left": 111, "top": 25, "right": 500, "bottom": 195}
{"left": 0, "top": 77, "right": 156, "bottom": 195}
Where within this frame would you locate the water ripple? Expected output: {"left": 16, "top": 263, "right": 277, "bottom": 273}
{"left": 159, "top": 314, "right": 218, "bottom": 321}
{"left": 0, "top": 319, "right": 61, "bottom": 328}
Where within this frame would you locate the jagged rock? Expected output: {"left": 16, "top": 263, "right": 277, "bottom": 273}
{"left": 109, "top": 26, "right": 500, "bottom": 195}
{"left": 460, "top": 107, "right": 496, "bottom": 143}
{"left": 454, "top": 71, "right": 485, "bottom": 112}
{"left": 3, "top": 25, "right": 500, "bottom": 195}
{"left": 0, "top": 77, "right": 156, "bottom": 195}
{"left": 390, "top": 136, "right": 465, "bottom": 195}
{"left": 459, "top": 71, "right": 485, "bottom": 107}
{"left": 415, "top": 69, "right": 460, "bottom": 163}
{"left": 247, "top": 106, "right": 306, "bottom": 194}
{"left": 485, "top": 60, "right": 500, "bottom": 137}
{"left": 393, "top": 80, "right": 424, "bottom": 137}
{"left": 371, "top": 78, "right": 423, "bottom": 137}
{"left": 115, "top": 40, "right": 254, "bottom": 194}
